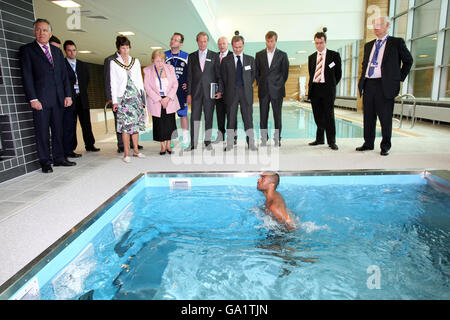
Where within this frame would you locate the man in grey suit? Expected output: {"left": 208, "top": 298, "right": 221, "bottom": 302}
{"left": 186, "top": 32, "right": 222, "bottom": 150}
{"left": 103, "top": 51, "right": 140, "bottom": 152}
{"left": 255, "top": 31, "right": 289, "bottom": 147}
{"left": 220, "top": 35, "right": 257, "bottom": 151}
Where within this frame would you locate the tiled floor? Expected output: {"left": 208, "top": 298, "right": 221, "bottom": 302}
{"left": 0, "top": 102, "right": 449, "bottom": 287}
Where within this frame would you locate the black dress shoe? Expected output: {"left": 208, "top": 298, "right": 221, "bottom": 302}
{"left": 86, "top": 146, "right": 100, "bottom": 152}
{"left": 329, "top": 144, "right": 339, "bottom": 150}
{"left": 309, "top": 141, "right": 325, "bottom": 146}
{"left": 138, "top": 145, "right": 143, "bottom": 150}
{"left": 117, "top": 147, "right": 124, "bottom": 153}
{"left": 54, "top": 159, "right": 77, "bottom": 167}
{"left": 42, "top": 164, "right": 53, "bottom": 173}
{"left": 66, "top": 152, "right": 82, "bottom": 158}
{"left": 160, "top": 150, "right": 166, "bottom": 155}
{"left": 356, "top": 145, "right": 374, "bottom": 151}
{"left": 380, "top": 149, "right": 390, "bottom": 156}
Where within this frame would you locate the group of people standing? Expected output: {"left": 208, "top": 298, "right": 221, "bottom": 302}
{"left": 20, "top": 15, "right": 412, "bottom": 172}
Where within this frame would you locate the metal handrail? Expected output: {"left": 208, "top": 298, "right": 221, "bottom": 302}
{"left": 104, "top": 102, "right": 110, "bottom": 133}
{"left": 395, "top": 94, "right": 417, "bottom": 129}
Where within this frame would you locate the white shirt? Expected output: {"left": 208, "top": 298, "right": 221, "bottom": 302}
{"left": 314, "top": 48, "right": 327, "bottom": 83}
{"left": 233, "top": 53, "right": 244, "bottom": 68}
{"left": 267, "top": 48, "right": 276, "bottom": 68}
{"left": 365, "top": 34, "right": 389, "bottom": 79}
{"left": 110, "top": 55, "right": 145, "bottom": 105}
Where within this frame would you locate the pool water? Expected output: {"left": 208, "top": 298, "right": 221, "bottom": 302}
{"left": 37, "top": 175, "right": 449, "bottom": 300}
{"left": 139, "top": 105, "right": 386, "bottom": 142}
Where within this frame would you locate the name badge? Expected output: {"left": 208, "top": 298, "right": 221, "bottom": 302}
{"left": 244, "top": 65, "right": 251, "bottom": 71}
{"left": 329, "top": 62, "right": 336, "bottom": 69}
{"left": 205, "top": 58, "right": 211, "bottom": 62}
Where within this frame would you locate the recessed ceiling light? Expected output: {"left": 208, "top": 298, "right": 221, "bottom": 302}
{"left": 51, "top": 1, "right": 81, "bottom": 8}
{"left": 418, "top": 54, "right": 429, "bottom": 58}
{"left": 288, "top": 57, "right": 296, "bottom": 60}
{"left": 151, "top": 46, "right": 163, "bottom": 50}
{"left": 79, "top": 50, "right": 92, "bottom": 54}
{"left": 432, "top": 37, "right": 437, "bottom": 40}
{"left": 296, "top": 50, "right": 307, "bottom": 54}
{"left": 118, "top": 31, "right": 135, "bottom": 36}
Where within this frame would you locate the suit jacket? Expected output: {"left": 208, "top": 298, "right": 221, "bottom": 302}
{"left": 187, "top": 49, "right": 222, "bottom": 100}
{"left": 307, "top": 49, "right": 342, "bottom": 98}
{"left": 143, "top": 64, "right": 180, "bottom": 117}
{"left": 20, "top": 41, "right": 72, "bottom": 107}
{"left": 65, "top": 58, "right": 90, "bottom": 109}
{"left": 104, "top": 52, "right": 118, "bottom": 102}
{"left": 255, "top": 48, "right": 289, "bottom": 99}
{"left": 358, "top": 36, "right": 413, "bottom": 99}
{"left": 220, "top": 54, "right": 256, "bottom": 107}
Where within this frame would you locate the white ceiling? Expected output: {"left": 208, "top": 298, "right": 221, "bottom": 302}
{"left": 33, "top": 0, "right": 365, "bottom": 66}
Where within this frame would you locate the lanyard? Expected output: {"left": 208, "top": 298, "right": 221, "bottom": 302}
{"left": 171, "top": 52, "right": 179, "bottom": 68}
{"left": 155, "top": 66, "right": 164, "bottom": 95}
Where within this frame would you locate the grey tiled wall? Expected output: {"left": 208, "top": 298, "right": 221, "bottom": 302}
{"left": 0, "top": 0, "right": 38, "bottom": 183}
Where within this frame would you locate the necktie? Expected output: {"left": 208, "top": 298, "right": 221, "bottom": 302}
{"left": 70, "top": 62, "right": 80, "bottom": 94}
{"left": 220, "top": 53, "right": 224, "bottom": 63}
{"left": 314, "top": 53, "right": 323, "bottom": 83}
{"left": 200, "top": 51, "right": 205, "bottom": 72}
{"left": 368, "top": 40, "right": 383, "bottom": 77}
{"left": 236, "top": 55, "right": 243, "bottom": 87}
{"left": 42, "top": 45, "right": 54, "bottom": 66}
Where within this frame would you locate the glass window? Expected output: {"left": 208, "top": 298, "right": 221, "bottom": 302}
{"left": 394, "top": 13, "right": 408, "bottom": 39}
{"left": 439, "top": 67, "right": 450, "bottom": 100}
{"left": 412, "top": 0, "right": 441, "bottom": 38}
{"left": 395, "top": 0, "right": 410, "bottom": 15}
{"left": 411, "top": 35, "right": 437, "bottom": 68}
{"left": 444, "top": 31, "right": 450, "bottom": 66}
{"left": 409, "top": 68, "right": 435, "bottom": 98}
{"left": 447, "top": 3, "right": 450, "bottom": 27}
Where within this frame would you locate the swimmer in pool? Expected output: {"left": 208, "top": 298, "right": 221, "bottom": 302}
{"left": 257, "top": 172, "right": 297, "bottom": 230}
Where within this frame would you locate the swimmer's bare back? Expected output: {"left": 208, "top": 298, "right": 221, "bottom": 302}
{"left": 266, "top": 193, "right": 297, "bottom": 230}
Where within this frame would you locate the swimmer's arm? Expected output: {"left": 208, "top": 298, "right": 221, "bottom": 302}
{"left": 269, "top": 204, "right": 297, "bottom": 230}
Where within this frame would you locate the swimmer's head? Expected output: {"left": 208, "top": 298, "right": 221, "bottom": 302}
{"left": 257, "top": 172, "right": 280, "bottom": 191}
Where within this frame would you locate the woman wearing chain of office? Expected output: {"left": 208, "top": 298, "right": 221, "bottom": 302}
{"left": 110, "top": 35, "right": 146, "bottom": 163}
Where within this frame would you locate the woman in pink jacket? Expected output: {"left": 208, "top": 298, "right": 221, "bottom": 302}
{"left": 144, "top": 50, "right": 180, "bottom": 155}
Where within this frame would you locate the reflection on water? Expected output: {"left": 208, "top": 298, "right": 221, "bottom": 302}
{"left": 140, "top": 106, "right": 383, "bottom": 141}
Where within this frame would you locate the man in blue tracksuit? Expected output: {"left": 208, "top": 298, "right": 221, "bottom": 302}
{"left": 165, "top": 32, "right": 189, "bottom": 147}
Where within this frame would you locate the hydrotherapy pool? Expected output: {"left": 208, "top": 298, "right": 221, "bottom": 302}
{"left": 139, "top": 105, "right": 389, "bottom": 142}
{"left": 1, "top": 171, "right": 448, "bottom": 300}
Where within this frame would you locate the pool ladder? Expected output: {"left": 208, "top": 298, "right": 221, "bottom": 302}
{"left": 394, "top": 94, "right": 417, "bottom": 129}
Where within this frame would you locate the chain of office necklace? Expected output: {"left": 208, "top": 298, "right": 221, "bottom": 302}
{"left": 113, "top": 57, "right": 135, "bottom": 71}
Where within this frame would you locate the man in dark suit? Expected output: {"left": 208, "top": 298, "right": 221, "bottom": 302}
{"left": 357, "top": 17, "right": 413, "bottom": 156}
{"left": 20, "top": 19, "right": 76, "bottom": 173}
{"left": 214, "top": 36, "right": 236, "bottom": 145}
{"left": 63, "top": 40, "right": 99, "bottom": 156}
{"left": 220, "top": 35, "right": 257, "bottom": 151}
{"left": 255, "top": 31, "right": 289, "bottom": 147}
{"left": 104, "top": 51, "right": 141, "bottom": 153}
{"left": 186, "top": 32, "right": 222, "bottom": 150}
{"left": 308, "top": 31, "right": 342, "bottom": 150}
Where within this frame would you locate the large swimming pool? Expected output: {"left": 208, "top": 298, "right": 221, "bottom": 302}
{"left": 139, "top": 105, "right": 387, "bottom": 141}
{"left": 1, "top": 171, "right": 448, "bottom": 300}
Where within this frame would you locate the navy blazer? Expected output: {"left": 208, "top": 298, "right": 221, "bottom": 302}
{"left": 20, "top": 41, "right": 72, "bottom": 107}
{"left": 358, "top": 36, "right": 413, "bottom": 99}
{"left": 65, "top": 58, "right": 91, "bottom": 109}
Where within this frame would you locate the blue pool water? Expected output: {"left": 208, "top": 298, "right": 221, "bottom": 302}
{"left": 139, "top": 105, "right": 387, "bottom": 141}
{"left": 12, "top": 174, "right": 445, "bottom": 300}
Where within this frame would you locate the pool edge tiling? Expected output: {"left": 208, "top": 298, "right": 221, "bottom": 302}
{"left": 1, "top": 170, "right": 449, "bottom": 300}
